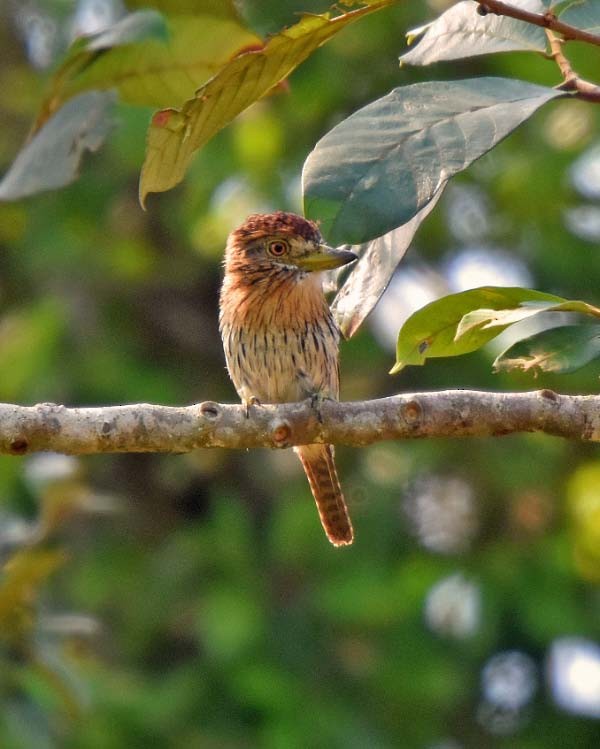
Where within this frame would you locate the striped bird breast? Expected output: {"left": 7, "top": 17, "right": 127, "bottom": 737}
{"left": 220, "top": 273, "right": 340, "bottom": 404}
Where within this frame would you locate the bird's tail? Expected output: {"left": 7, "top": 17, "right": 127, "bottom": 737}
{"left": 294, "top": 444, "right": 354, "bottom": 547}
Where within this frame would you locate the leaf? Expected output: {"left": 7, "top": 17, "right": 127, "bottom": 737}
{"left": 560, "top": 1, "right": 600, "bottom": 32}
{"left": 84, "top": 8, "right": 168, "bottom": 51}
{"left": 35, "top": 11, "right": 260, "bottom": 128}
{"left": 456, "top": 297, "right": 600, "bottom": 342}
{"left": 331, "top": 186, "right": 444, "bottom": 339}
{"left": 125, "top": 0, "right": 242, "bottom": 18}
{"left": 567, "top": 462, "right": 600, "bottom": 581}
{"left": 494, "top": 324, "right": 600, "bottom": 374}
{"left": 340, "top": 0, "right": 390, "bottom": 5}
{"left": 391, "top": 286, "right": 567, "bottom": 373}
{"left": 0, "top": 92, "right": 115, "bottom": 201}
{"left": 455, "top": 304, "right": 558, "bottom": 339}
{"left": 303, "top": 78, "right": 563, "bottom": 246}
{"left": 401, "top": 0, "right": 547, "bottom": 66}
{"left": 139, "top": 1, "right": 396, "bottom": 205}
{"left": 0, "top": 549, "right": 67, "bottom": 636}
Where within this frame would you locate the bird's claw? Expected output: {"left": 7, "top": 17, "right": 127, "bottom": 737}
{"left": 243, "top": 396, "right": 261, "bottom": 419}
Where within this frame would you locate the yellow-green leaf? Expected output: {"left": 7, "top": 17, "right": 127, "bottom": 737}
{"left": 456, "top": 299, "right": 600, "bottom": 341}
{"left": 391, "top": 286, "right": 566, "bottom": 373}
{"left": 0, "top": 549, "right": 67, "bottom": 639}
{"left": 35, "top": 11, "right": 261, "bottom": 129}
{"left": 139, "top": 1, "right": 397, "bottom": 205}
{"left": 392, "top": 286, "right": 600, "bottom": 373}
{"left": 567, "top": 462, "right": 600, "bottom": 581}
{"left": 125, "top": 0, "right": 242, "bottom": 18}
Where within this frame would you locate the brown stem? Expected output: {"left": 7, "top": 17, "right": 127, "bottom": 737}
{"left": 546, "top": 29, "right": 577, "bottom": 84}
{"left": 476, "top": 2, "right": 600, "bottom": 102}
{"left": 546, "top": 28, "right": 600, "bottom": 102}
{"left": 477, "top": 0, "right": 600, "bottom": 47}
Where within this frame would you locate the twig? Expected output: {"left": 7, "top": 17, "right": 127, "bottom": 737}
{"left": 546, "top": 28, "right": 600, "bottom": 102}
{"left": 1, "top": 390, "right": 600, "bottom": 456}
{"left": 477, "top": 0, "right": 600, "bottom": 48}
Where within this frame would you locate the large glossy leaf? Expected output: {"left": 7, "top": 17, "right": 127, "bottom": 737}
{"left": 0, "top": 92, "right": 115, "bottom": 201}
{"left": 303, "top": 78, "right": 563, "bottom": 246}
{"left": 331, "top": 187, "right": 444, "bottom": 339}
{"left": 391, "top": 286, "right": 567, "bottom": 373}
{"left": 494, "top": 324, "right": 600, "bottom": 374}
{"left": 35, "top": 11, "right": 260, "bottom": 129}
{"left": 560, "top": 1, "right": 600, "bottom": 32}
{"left": 400, "top": 0, "right": 547, "bottom": 66}
{"left": 139, "top": 1, "right": 396, "bottom": 205}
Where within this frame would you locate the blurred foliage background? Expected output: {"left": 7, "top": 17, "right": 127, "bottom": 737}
{"left": 1, "top": 1, "right": 600, "bottom": 747}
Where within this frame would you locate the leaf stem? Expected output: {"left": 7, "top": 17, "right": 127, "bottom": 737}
{"left": 477, "top": 0, "right": 600, "bottom": 47}
{"left": 476, "top": 1, "right": 600, "bottom": 102}
{"left": 546, "top": 29, "right": 600, "bottom": 102}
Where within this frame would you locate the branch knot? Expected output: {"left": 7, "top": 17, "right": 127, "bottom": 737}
{"left": 271, "top": 419, "right": 293, "bottom": 448}
{"left": 199, "top": 401, "right": 221, "bottom": 420}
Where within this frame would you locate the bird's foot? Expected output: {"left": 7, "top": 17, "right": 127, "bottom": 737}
{"left": 308, "top": 393, "right": 334, "bottom": 424}
{"left": 243, "top": 395, "right": 262, "bottom": 419}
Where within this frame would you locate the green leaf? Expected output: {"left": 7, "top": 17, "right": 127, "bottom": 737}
{"left": 456, "top": 297, "right": 600, "bottom": 340}
{"left": 125, "top": 0, "right": 242, "bottom": 18}
{"left": 494, "top": 324, "right": 600, "bottom": 374}
{"left": 391, "top": 286, "right": 567, "bottom": 373}
{"left": 303, "top": 78, "right": 563, "bottom": 246}
{"left": 331, "top": 187, "right": 444, "bottom": 339}
{"left": 401, "top": 0, "right": 547, "bottom": 66}
{"left": 560, "top": 0, "right": 600, "bottom": 32}
{"left": 84, "top": 8, "right": 168, "bottom": 50}
{"left": 455, "top": 304, "right": 560, "bottom": 340}
{"left": 0, "top": 548, "right": 67, "bottom": 637}
{"left": 35, "top": 11, "right": 260, "bottom": 128}
{"left": 139, "top": 1, "right": 396, "bottom": 204}
{"left": 567, "top": 462, "right": 600, "bottom": 580}
{"left": 0, "top": 92, "right": 115, "bottom": 201}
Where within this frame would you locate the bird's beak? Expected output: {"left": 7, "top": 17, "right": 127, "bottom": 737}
{"left": 294, "top": 244, "right": 358, "bottom": 272}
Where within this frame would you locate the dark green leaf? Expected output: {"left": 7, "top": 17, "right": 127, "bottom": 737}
{"left": 0, "top": 92, "right": 114, "bottom": 201}
{"left": 401, "top": 0, "right": 547, "bottom": 66}
{"left": 494, "top": 324, "right": 600, "bottom": 374}
{"left": 303, "top": 78, "right": 563, "bottom": 246}
{"left": 331, "top": 187, "right": 444, "bottom": 339}
{"left": 559, "top": 1, "right": 600, "bottom": 32}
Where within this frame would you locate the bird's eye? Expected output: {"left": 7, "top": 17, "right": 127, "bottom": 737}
{"left": 267, "top": 240, "right": 288, "bottom": 257}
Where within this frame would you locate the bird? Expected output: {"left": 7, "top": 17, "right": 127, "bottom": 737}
{"left": 219, "top": 211, "right": 357, "bottom": 546}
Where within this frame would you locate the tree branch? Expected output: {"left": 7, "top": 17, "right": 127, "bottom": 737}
{"left": 476, "top": 2, "right": 600, "bottom": 102}
{"left": 477, "top": 1, "right": 600, "bottom": 48}
{"left": 1, "top": 390, "right": 600, "bottom": 456}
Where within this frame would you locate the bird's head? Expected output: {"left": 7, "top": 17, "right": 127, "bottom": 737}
{"left": 224, "top": 212, "right": 357, "bottom": 280}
